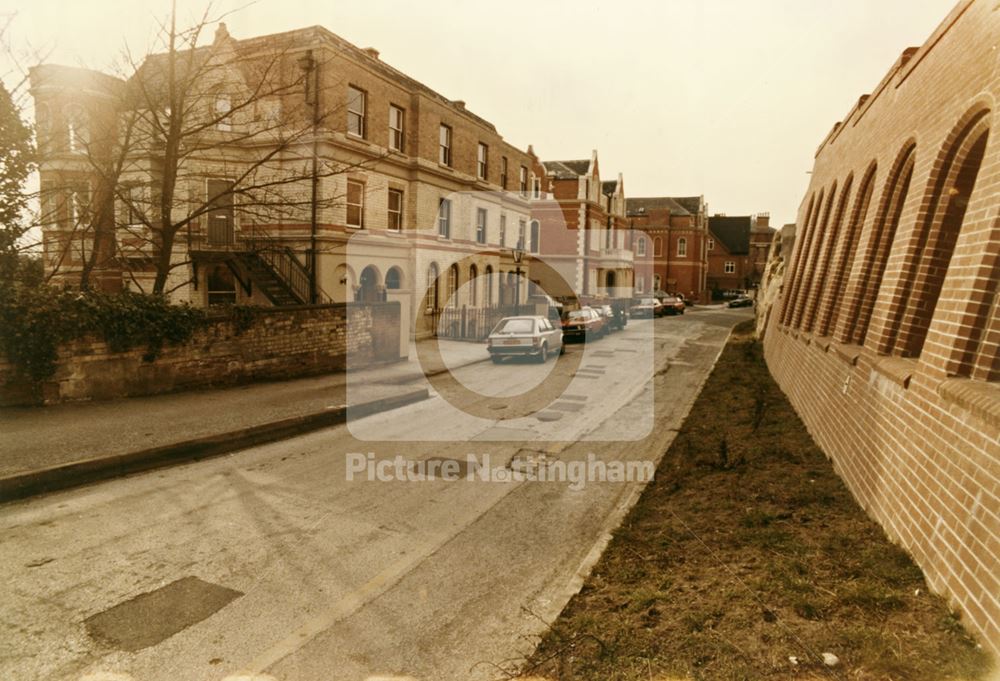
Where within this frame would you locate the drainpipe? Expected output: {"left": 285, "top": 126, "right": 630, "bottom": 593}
{"left": 299, "top": 49, "right": 320, "bottom": 304}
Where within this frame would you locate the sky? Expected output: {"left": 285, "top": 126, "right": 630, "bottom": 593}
{"left": 4, "top": 0, "right": 960, "bottom": 227}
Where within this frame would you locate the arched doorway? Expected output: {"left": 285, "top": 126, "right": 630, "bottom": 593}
{"left": 469, "top": 264, "right": 478, "bottom": 306}
{"left": 485, "top": 265, "right": 494, "bottom": 306}
{"left": 358, "top": 265, "right": 382, "bottom": 302}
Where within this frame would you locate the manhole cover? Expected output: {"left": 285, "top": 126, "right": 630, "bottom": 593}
{"left": 85, "top": 576, "right": 242, "bottom": 652}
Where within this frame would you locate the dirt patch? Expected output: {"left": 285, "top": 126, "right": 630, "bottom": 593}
{"left": 517, "top": 321, "right": 994, "bottom": 680}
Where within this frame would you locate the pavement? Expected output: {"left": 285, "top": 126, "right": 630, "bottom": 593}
{"left": 0, "top": 337, "right": 491, "bottom": 500}
{"left": 0, "top": 308, "right": 753, "bottom": 681}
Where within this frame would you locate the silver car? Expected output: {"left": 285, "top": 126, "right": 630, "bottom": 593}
{"left": 487, "top": 315, "right": 563, "bottom": 363}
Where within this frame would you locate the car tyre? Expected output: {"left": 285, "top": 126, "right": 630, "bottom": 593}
{"left": 491, "top": 355, "right": 503, "bottom": 364}
{"left": 537, "top": 343, "right": 548, "bottom": 363}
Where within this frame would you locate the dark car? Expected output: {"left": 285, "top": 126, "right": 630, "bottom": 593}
{"left": 728, "top": 296, "right": 753, "bottom": 308}
{"left": 592, "top": 304, "right": 617, "bottom": 331}
{"left": 660, "top": 295, "right": 686, "bottom": 315}
{"left": 562, "top": 307, "right": 605, "bottom": 342}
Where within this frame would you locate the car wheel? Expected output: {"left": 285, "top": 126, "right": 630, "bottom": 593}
{"left": 491, "top": 355, "right": 503, "bottom": 364}
{"left": 538, "top": 343, "right": 548, "bottom": 363}
{"left": 559, "top": 343, "right": 566, "bottom": 355}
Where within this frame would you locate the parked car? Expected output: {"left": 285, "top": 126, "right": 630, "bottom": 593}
{"left": 592, "top": 304, "right": 617, "bottom": 331}
{"left": 728, "top": 295, "right": 754, "bottom": 308}
{"left": 630, "top": 298, "right": 664, "bottom": 318}
{"left": 562, "top": 307, "right": 606, "bottom": 342}
{"left": 660, "top": 295, "right": 686, "bottom": 315}
{"left": 487, "top": 315, "right": 563, "bottom": 363}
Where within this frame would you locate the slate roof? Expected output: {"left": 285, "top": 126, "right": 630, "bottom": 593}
{"left": 625, "top": 197, "right": 692, "bottom": 217}
{"left": 673, "top": 196, "right": 704, "bottom": 215}
{"left": 543, "top": 159, "right": 591, "bottom": 179}
{"left": 708, "top": 215, "right": 753, "bottom": 255}
{"left": 602, "top": 180, "right": 618, "bottom": 196}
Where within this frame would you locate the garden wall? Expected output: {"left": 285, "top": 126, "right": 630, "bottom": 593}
{"left": 0, "top": 302, "right": 402, "bottom": 406}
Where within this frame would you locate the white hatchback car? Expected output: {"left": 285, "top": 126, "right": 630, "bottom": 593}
{"left": 486, "top": 315, "right": 563, "bottom": 363}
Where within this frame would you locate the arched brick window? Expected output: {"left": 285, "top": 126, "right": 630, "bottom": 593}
{"left": 448, "top": 263, "right": 460, "bottom": 308}
{"left": 822, "top": 162, "right": 876, "bottom": 338}
{"left": 882, "top": 109, "right": 990, "bottom": 359}
{"left": 427, "top": 262, "right": 440, "bottom": 310}
{"left": 844, "top": 141, "right": 916, "bottom": 345}
{"left": 469, "top": 264, "right": 478, "bottom": 306}
{"left": 802, "top": 180, "right": 850, "bottom": 332}
{"left": 958, "top": 221, "right": 1000, "bottom": 380}
{"left": 792, "top": 186, "right": 836, "bottom": 329}
{"left": 780, "top": 193, "right": 817, "bottom": 326}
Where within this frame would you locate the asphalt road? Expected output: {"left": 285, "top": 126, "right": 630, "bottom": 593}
{"left": 0, "top": 307, "right": 752, "bottom": 681}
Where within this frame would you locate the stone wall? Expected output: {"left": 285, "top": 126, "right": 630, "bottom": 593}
{"left": 0, "top": 302, "right": 401, "bottom": 406}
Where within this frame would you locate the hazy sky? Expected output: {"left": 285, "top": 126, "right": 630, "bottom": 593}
{"left": 6, "top": 0, "right": 959, "bottom": 226}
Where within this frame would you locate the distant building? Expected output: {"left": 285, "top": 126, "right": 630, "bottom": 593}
{"left": 532, "top": 151, "right": 634, "bottom": 302}
{"left": 749, "top": 213, "right": 776, "bottom": 285}
{"left": 706, "top": 214, "right": 752, "bottom": 294}
{"left": 626, "top": 196, "right": 709, "bottom": 302}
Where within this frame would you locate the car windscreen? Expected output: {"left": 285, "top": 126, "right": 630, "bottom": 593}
{"left": 493, "top": 319, "right": 535, "bottom": 334}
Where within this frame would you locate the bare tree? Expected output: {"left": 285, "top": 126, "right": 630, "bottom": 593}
{"left": 34, "top": 3, "right": 384, "bottom": 298}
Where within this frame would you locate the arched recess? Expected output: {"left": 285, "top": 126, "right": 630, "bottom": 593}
{"left": 844, "top": 141, "right": 916, "bottom": 345}
{"left": 780, "top": 192, "right": 817, "bottom": 326}
{"left": 484, "top": 265, "right": 494, "bottom": 306}
{"left": 448, "top": 263, "right": 460, "bottom": 308}
{"left": 822, "top": 162, "right": 877, "bottom": 338}
{"left": 427, "top": 262, "right": 440, "bottom": 310}
{"left": 883, "top": 107, "right": 991, "bottom": 358}
{"left": 385, "top": 266, "right": 403, "bottom": 290}
{"left": 794, "top": 185, "right": 836, "bottom": 327}
{"left": 803, "top": 179, "right": 852, "bottom": 332}
{"left": 469, "top": 264, "right": 478, "bottom": 306}
{"left": 792, "top": 185, "right": 837, "bottom": 329}
{"left": 358, "top": 265, "right": 382, "bottom": 302}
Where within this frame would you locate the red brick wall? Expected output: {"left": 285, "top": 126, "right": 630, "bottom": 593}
{"left": 0, "top": 303, "right": 401, "bottom": 406}
{"left": 764, "top": 0, "right": 1000, "bottom": 655}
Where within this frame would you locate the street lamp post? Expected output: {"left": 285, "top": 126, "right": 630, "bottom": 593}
{"left": 512, "top": 240, "right": 525, "bottom": 316}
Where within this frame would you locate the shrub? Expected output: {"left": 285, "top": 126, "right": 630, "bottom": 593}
{"left": 0, "top": 286, "right": 208, "bottom": 381}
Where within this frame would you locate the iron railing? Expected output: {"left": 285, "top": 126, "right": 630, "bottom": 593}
{"left": 188, "top": 224, "right": 329, "bottom": 304}
{"left": 431, "top": 304, "right": 521, "bottom": 340}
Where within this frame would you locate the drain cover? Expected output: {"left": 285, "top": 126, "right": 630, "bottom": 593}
{"left": 85, "top": 576, "right": 242, "bottom": 652}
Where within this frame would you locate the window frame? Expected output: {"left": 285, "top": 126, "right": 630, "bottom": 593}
{"left": 347, "top": 85, "right": 367, "bottom": 139}
{"left": 636, "top": 237, "right": 646, "bottom": 256}
{"left": 346, "top": 179, "right": 365, "bottom": 228}
{"left": 519, "top": 166, "right": 528, "bottom": 196}
{"left": 438, "top": 198, "right": 452, "bottom": 238}
{"left": 388, "top": 104, "right": 405, "bottom": 152}
{"left": 476, "top": 207, "right": 488, "bottom": 244}
{"left": 677, "top": 237, "right": 687, "bottom": 257}
{"left": 500, "top": 157, "right": 508, "bottom": 189}
{"left": 439, "top": 124, "right": 452, "bottom": 166}
{"left": 499, "top": 214, "right": 507, "bottom": 247}
{"left": 477, "top": 143, "right": 488, "bottom": 180}
{"left": 387, "top": 188, "right": 404, "bottom": 232}
{"left": 724, "top": 261, "right": 736, "bottom": 274}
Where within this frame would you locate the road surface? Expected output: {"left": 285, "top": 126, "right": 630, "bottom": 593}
{"left": 0, "top": 308, "right": 751, "bottom": 681}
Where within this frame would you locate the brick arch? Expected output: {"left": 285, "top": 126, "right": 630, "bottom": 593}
{"left": 843, "top": 140, "right": 916, "bottom": 345}
{"left": 791, "top": 182, "right": 838, "bottom": 329}
{"left": 803, "top": 174, "right": 853, "bottom": 333}
{"left": 880, "top": 106, "right": 991, "bottom": 358}
{"left": 780, "top": 192, "right": 818, "bottom": 326}
{"left": 823, "top": 162, "right": 877, "bottom": 338}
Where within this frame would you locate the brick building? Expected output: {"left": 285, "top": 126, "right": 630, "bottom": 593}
{"left": 706, "top": 214, "right": 752, "bottom": 294}
{"left": 749, "top": 213, "right": 776, "bottom": 286}
{"left": 532, "top": 151, "right": 634, "bottom": 302}
{"left": 626, "top": 196, "right": 709, "bottom": 301}
{"left": 762, "top": 0, "right": 999, "bottom": 655}
{"left": 31, "top": 23, "right": 540, "bottom": 341}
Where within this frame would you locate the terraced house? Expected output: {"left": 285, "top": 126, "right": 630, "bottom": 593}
{"left": 30, "top": 23, "right": 541, "bottom": 340}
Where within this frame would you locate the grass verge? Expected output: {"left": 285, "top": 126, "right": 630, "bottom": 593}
{"left": 518, "top": 320, "right": 994, "bottom": 681}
